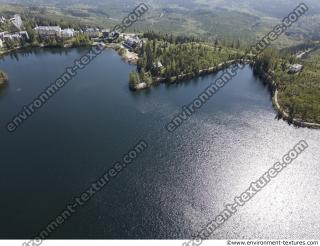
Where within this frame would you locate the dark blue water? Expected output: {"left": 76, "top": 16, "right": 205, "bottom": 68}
{"left": 0, "top": 48, "right": 319, "bottom": 239}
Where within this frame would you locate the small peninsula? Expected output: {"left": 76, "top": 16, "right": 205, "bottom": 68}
{"left": 0, "top": 71, "right": 8, "bottom": 87}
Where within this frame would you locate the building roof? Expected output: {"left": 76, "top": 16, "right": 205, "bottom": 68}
{"left": 62, "top": 28, "right": 74, "bottom": 33}
{"left": 35, "top": 26, "right": 62, "bottom": 32}
{"left": 11, "top": 14, "right": 22, "bottom": 29}
{"left": 85, "top": 28, "right": 100, "bottom": 32}
{"left": 289, "top": 64, "right": 303, "bottom": 73}
{"left": 290, "top": 64, "right": 303, "bottom": 69}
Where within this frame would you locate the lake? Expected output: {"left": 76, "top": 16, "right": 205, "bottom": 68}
{"left": 0, "top": 48, "right": 319, "bottom": 239}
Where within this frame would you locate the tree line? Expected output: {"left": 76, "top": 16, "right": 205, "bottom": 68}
{"left": 253, "top": 49, "right": 320, "bottom": 124}
{"left": 129, "top": 37, "right": 243, "bottom": 88}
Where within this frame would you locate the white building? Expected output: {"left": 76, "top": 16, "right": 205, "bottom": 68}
{"left": 10, "top": 14, "right": 23, "bottom": 30}
{"left": 0, "top": 16, "right": 6, "bottom": 24}
{"left": 35, "top": 26, "right": 62, "bottom": 38}
{"left": 61, "top": 28, "right": 75, "bottom": 38}
{"left": 83, "top": 28, "right": 100, "bottom": 38}
{"left": 10, "top": 33, "right": 21, "bottom": 40}
{"left": 123, "top": 36, "right": 141, "bottom": 49}
{"left": 0, "top": 39, "right": 3, "bottom": 48}
{"left": 3, "top": 33, "right": 20, "bottom": 41}
{"left": 2, "top": 31, "right": 29, "bottom": 41}
{"left": 3, "top": 33, "right": 13, "bottom": 41}
{"left": 288, "top": 64, "right": 303, "bottom": 74}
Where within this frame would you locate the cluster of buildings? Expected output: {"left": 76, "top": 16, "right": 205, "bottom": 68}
{"left": 0, "top": 14, "right": 143, "bottom": 50}
{"left": 34, "top": 26, "right": 108, "bottom": 39}
{"left": 83, "top": 28, "right": 100, "bottom": 38}
{"left": 33, "top": 26, "right": 124, "bottom": 43}
{"left": 0, "top": 14, "right": 28, "bottom": 48}
{"left": 34, "top": 26, "right": 75, "bottom": 39}
{"left": 0, "top": 31, "right": 29, "bottom": 48}
{"left": 0, "top": 31, "right": 29, "bottom": 41}
{"left": 122, "top": 34, "right": 142, "bottom": 50}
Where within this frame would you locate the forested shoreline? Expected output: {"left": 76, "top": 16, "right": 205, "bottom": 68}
{"left": 128, "top": 33, "right": 320, "bottom": 126}
{"left": 253, "top": 50, "right": 320, "bottom": 125}
{"left": 129, "top": 33, "right": 245, "bottom": 89}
